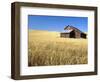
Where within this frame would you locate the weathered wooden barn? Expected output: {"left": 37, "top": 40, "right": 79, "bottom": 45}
{"left": 60, "top": 25, "right": 86, "bottom": 38}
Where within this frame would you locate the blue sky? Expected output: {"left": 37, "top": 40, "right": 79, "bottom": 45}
{"left": 28, "top": 15, "right": 88, "bottom": 32}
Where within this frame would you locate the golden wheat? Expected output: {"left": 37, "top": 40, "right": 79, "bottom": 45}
{"left": 28, "top": 30, "right": 88, "bottom": 66}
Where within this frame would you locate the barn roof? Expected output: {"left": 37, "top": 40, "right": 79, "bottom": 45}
{"left": 61, "top": 30, "right": 73, "bottom": 33}
{"left": 64, "top": 25, "right": 83, "bottom": 33}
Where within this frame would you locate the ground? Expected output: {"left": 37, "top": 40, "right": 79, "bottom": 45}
{"left": 28, "top": 30, "right": 88, "bottom": 66}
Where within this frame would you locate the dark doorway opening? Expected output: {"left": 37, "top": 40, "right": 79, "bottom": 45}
{"left": 81, "top": 33, "right": 86, "bottom": 38}
{"left": 70, "top": 31, "right": 75, "bottom": 38}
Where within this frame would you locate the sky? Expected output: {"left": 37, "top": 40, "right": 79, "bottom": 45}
{"left": 28, "top": 15, "right": 88, "bottom": 32}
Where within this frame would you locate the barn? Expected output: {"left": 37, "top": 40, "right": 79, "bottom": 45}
{"left": 60, "top": 25, "right": 86, "bottom": 38}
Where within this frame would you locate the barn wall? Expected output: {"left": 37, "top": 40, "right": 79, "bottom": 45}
{"left": 60, "top": 33, "right": 69, "bottom": 38}
{"left": 75, "top": 30, "right": 81, "bottom": 38}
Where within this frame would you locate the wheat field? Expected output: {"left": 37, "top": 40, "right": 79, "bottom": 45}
{"left": 28, "top": 30, "right": 88, "bottom": 66}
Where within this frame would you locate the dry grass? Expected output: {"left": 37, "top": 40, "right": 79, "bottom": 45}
{"left": 28, "top": 30, "right": 88, "bottom": 66}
